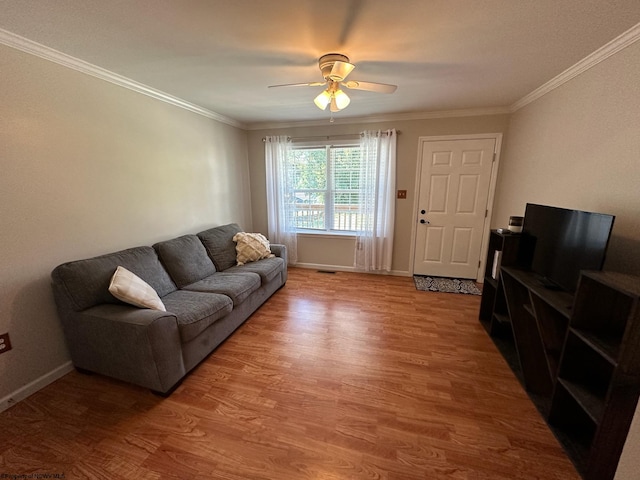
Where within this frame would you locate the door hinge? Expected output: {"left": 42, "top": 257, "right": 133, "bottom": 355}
{"left": 485, "top": 209, "right": 488, "bottom": 218}
{"left": 493, "top": 153, "right": 497, "bottom": 162}
{"left": 478, "top": 260, "right": 481, "bottom": 268}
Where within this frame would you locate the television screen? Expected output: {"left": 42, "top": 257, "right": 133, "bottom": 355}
{"left": 517, "top": 204, "right": 615, "bottom": 292}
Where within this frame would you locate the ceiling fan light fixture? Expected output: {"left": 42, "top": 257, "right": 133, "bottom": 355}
{"left": 314, "top": 90, "right": 331, "bottom": 110}
{"left": 333, "top": 89, "right": 350, "bottom": 110}
{"left": 330, "top": 96, "right": 339, "bottom": 113}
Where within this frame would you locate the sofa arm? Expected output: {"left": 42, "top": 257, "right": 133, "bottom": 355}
{"left": 270, "top": 244, "right": 287, "bottom": 265}
{"left": 61, "top": 304, "right": 185, "bottom": 393}
{"left": 270, "top": 244, "right": 288, "bottom": 284}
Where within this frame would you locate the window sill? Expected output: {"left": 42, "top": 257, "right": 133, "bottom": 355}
{"left": 296, "top": 230, "right": 357, "bottom": 239}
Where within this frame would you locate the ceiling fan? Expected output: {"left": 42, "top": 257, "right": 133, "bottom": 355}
{"left": 268, "top": 53, "right": 398, "bottom": 113}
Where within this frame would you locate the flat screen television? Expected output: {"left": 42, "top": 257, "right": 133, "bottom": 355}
{"left": 517, "top": 203, "right": 615, "bottom": 293}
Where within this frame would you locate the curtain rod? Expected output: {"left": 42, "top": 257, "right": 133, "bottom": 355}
{"left": 262, "top": 130, "right": 400, "bottom": 142}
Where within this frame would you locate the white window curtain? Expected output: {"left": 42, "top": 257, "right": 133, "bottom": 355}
{"left": 354, "top": 129, "right": 397, "bottom": 273}
{"left": 265, "top": 135, "right": 298, "bottom": 265}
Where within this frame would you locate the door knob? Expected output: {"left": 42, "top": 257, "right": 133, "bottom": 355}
{"left": 420, "top": 219, "right": 430, "bottom": 224}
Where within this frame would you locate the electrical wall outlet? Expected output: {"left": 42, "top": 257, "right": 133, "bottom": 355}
{"left": 0, "top": 332, "right": 12, "bottom": 354}
{"left": 397, "top": 190, "right": 407, "bottom": 199}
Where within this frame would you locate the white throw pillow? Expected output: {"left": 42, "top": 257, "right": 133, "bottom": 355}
{"left": 108, "top": 266, "right": 166, "bottom": 311}
{"left": 233, "top": 232, "right": 275, "bottom": 266}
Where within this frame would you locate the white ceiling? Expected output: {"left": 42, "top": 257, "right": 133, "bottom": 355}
{"left": 1, "top": 0, "right": 640, "bottom": 128}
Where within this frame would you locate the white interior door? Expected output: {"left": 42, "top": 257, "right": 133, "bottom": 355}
{"left": 413, "top": 137, "right": 496, "bottom": 279}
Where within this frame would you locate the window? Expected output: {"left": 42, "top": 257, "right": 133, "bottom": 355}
{"left": 289, "top": 143, "right": 362, "bottom": 233}
{"left": 265, "top": 129, "right": 396, "bottom": 271}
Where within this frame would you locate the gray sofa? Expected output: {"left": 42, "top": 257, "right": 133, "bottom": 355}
{"left": 51, "top": 223, "right": 287, "bottom": 395}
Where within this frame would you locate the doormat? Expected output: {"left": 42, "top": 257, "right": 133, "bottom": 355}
{"left": 413, "top": 275, "right": 482, "bottom": 295}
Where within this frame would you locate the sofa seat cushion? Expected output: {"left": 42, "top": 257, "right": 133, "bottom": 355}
{"left": 225, "top": 257, "right": 285, "bottom": 284}
{"left": 183, "top": 272, "right": 261, "bottom": 306}
{"left": 161, "top": 290, "right": 233, "bottom": 343}
{"left": 197, "top": 223, "right": 242, "bottom": 271}
{"left": 154, "top": 235, "right": 217, "bottom": 288}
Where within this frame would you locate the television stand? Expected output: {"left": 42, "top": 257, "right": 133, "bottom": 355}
{"left": 479, "top": 245, "right": 640, "bottom": 480}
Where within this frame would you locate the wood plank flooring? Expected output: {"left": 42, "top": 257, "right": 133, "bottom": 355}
{"left": 0, "top": 268, "right": 580, "bottom": 479}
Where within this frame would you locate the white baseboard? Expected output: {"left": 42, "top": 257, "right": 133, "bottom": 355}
{"left": 391, "top": 270, "right": 412, "bottom": 277}
{"left": 294, "top": 263, "right": 411, "bottom": 277}
{"left": 0, "top": 361, "right": 74, "bottom": 413}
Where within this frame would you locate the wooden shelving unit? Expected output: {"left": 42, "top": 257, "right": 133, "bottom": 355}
{"left": 480, "top": 248, "right": 640, "bottom": 479}
{"left": 549, "top": 271, "right": 640, "bottom": 480}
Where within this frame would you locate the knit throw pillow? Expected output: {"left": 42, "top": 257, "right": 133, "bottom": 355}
{"left": 108, "top": 266, "right": 166, "bottom": 311}
{"left": 233, "top": 232, "right": 275, "bottom": 266}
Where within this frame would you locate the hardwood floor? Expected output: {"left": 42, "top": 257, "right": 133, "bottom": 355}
{"left": 0, "top": 268, "right": 580, "bottom": 479}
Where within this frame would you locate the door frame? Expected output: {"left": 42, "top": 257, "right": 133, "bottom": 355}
{"left": 409, "top": 133, "right": 503, "bottom": 282}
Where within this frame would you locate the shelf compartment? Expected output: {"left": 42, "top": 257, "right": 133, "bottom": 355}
{"left": 570, "top": 272, "right": 639, "bottom": 365}
{"left": 585, "top": 383, "right": 640, "bottom": 480}
{"left": 571, "top": 328, "right": 620, "bottom": 366}
{"left": 531, "top": 292, "right": 570, "bottom": 379}
{"left": 501, "top": 268, "right": 553, "bottom": 396}
{"left": 548, "top": 381, "right": 596, "bottom": 475}
{"left": 557, "top": 378, "right": 605, "bottom": 424}
{"left": 484, "top": 275, "right": 498, "bottom": 289}
{"left": 523, "top": 303, "right": 536, "bottom": 318}
{"left": 483, "top": 231, "right": 520, "bottom": 281}
{"left": 503, "top": 268, "right": 574, "bottom": 319}
{"left": 492, "top": 312, "right": 510, "bottom": 325}
{"left": 478, "top": 231, "right": 520, "bottom": 337}
{"left": 479, "top": 279, "right": 497, "bottom": 331}
{"left": 557, "top": 332, "right": 612, "bottom": 423}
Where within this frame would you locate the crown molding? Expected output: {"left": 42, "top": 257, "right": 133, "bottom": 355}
{"left": 4, "top": 18, "right": 637, "bottom": 129}
{"left": 245, "top": 106, "right": 511, "bottom": 131}
{"left": 511, "top": 22, "right": 640, "bottom": 112}
{"left": 0, "top": 28, "right": 244, "bottom": 129}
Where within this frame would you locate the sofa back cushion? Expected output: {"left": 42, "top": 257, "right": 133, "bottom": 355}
{"left": 52, "top": 246, "right": 177, "bottom": 312}
{"left": 154, "top": 234, "right": 217, "bottom": 288}
{"left": 197, "top": 223, "right": 242, "bottom": 271}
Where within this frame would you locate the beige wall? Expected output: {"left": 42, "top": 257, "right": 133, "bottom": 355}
{"left": 494, "top": 41, "right": 640, "bottom": 479}
{"left": 0, "top": 45, "right": 251, "bottom": 405}
{"left": 493, "top": 43, "right": 640, "bottom": 276}
{"left": 247, "top": 114, "right": 510, "bottom": 273}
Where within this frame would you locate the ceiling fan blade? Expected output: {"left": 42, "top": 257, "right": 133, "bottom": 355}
{"left": 268, "top": 81, "right": 326, "bottom": 88}
{"left": 338, "top": 0, "right": 364, "bottom": 46}
{"left": 343, "top": 80, "right": 397, "bottom": 93}
{"left": 329, "top": 61, "right": 355, "bottom": 82}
